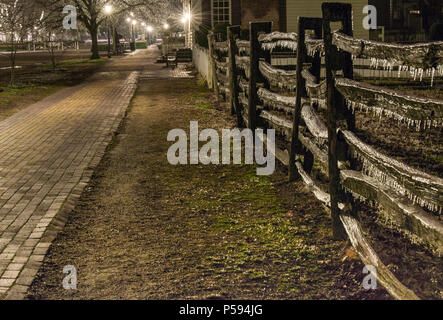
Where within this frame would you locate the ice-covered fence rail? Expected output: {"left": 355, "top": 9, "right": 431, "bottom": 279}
{"left": 341, "top": 129, "right": 443, "bottom": 215}
{"left": 259, "top": 32, "right": 298, "bottom": 42}
{"left": 238, "top": 76, "right": 249, "bottom": 94}
{"left": 259, "top": 32, "right": 298, "bottom": 52}
{"left": 260, "top": 109, "right": 292, "bottom": 137}
{"left": 214, "top": 58, "right": 228, "bottom": 73}
{"left": 340, "top": 169, "right": 443, "bottom": 255}
{"left": 305, "top": 35, "right": 325, "bottom": 57}
{"left": 258, "top": 87, "right": 296, "bottom": 114}
{"left": 259, "top": 99, "right": 329, "bottom": 150}
{"left": 335, "top": 77, "right": 443, "bottom": 130}
{"left": 258, "top": 31, "right": 325, "bottom": 54}
{"left": 259, "top": 60, "right": 297, "bottom": 89}
{"left": 216, "top": 69, "right": 228, "bottom": 84}
{"left": 219, "top": 83, "right": 230, "bottom": 96}
{"left": 332, "top": 31, "right": 443, "bottom": 66}
{"left": 296, "top": 157, "right": 423, "bottom": 298}
{"left": 301, "top": 69, "right": 327, "bottom": 102}
{"left": 235, "top": 55, "right": 250, "bottom": 78}
{"left": 236, "top": 40, "right": 250, "bottom": 55}
{"left": 213, "top": 40, "right": 229, "bottom": 53}
{"left": 332, "top": 31, "right": 443, "bottom": 83}
{"left": 339, "top": 214, "right": 420, "bottom": 300}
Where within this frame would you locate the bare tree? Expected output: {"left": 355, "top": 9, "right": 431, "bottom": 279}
{"left": 0, "top": 0, "right": 38, "bottom": 85}
{"left": 36, "top": 3, "right": 66, "bottom": 70}
{"left": 71, "top": 0, "right": 174, "bottom": 59}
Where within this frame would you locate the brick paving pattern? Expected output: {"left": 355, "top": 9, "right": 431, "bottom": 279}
{"left": 0, "top": 61, "right": 139, "bottom": 299}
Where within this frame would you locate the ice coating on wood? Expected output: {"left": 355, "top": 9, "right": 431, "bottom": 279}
{"left": 235, "top": 55, "right": 250, "bottom": 79}
{"left": 257, "top": 87, "right": 296, "bottom": 114}
{"left": 296, "top": 161, "right": 332, "bottom": 206}
{"left": 333, "top": 31, "right": 443, "bottom": 66}
{"left": 333, "top": 31, "right": 443, "bottom": 86}
{"left": 213, "top": 40, "right": 229, "bottom": 53}
{"left": 341, "top": 130, "right": 443, "bottom": 215}
{"left": 216, "top": 69, "right": 228, "bottom": 84}
{"left": 258, "top": 32, "right": 298, "bottom": 43}
{"left": 259, "top": 32, "right": 298, "bottom": 52}
{"left": 339, "top": 214, "right": 420, "bottom": 300}
{"left": 301, "top": 104, "right": 328, "bottom": 141}
{"left": 214, "top": 58, "right": 228, "bottom": 73}
{"left": 236, "top": 40, "right": 250, "bottom": 55}
{"left": 305, "top": 34, "right": 325, "bottom": 57}
{"left": 237, "top": 77, "right": 249, "bottom": 94}
{"left": 260, "top": 109, "right": 293, "bottom": 138}
{"left": 262, "top": 40, "right": 298, "bottom": 52}
{"left": 259, "top": 60, "right": 297, "bottom": 90}
{"left": 218, "top": 83, "right": 230, "bottom": 96}
{"left": 340, "top": 169, "right": 443, "bottom": 255}
{"left": 335, "top": 77, "right": 443, "bottom": 130}
{"left": 301, "top": 69, "right": 327, "bottom": 100}
{"left": 238, "top": 92, "right": 248, "bottom": 107}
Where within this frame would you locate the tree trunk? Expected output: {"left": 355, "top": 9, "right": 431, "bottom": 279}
{"left": 90, "top": 24, "right": 100, "bottom": 60}
{"left": 9, "top": 34, "right": 16, "bottom": 86}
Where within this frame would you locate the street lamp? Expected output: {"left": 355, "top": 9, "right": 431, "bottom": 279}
{"left": 146, "top": 25, "right": 153, "bottom": 45}
{"left": 131, "top": 19, "right": 137, "bottom": 51}
{"left": 104, "top": 4, "right": 113, "bottom": 58}
{"left": 163, "top": 23, "right": 169, "bottom": 30}
{"left": 182, "top": 13, "right": 192, "bottom": 48}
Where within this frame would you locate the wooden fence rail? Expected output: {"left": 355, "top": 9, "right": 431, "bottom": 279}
{"left": 207, "top": 2, "right": 442, "bottom": 300}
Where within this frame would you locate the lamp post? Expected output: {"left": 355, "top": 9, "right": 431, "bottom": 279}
{"left": 181, "top": 13, "right": 191, "bottom": 48}
{"left": 131, "top": 19, "right": 137, "bottom": 51}
{"left": 104, "top": 4, "right": 113, "bottom": 58}
{"left": 146, "top": 25, "right": 153, "bottom": 46}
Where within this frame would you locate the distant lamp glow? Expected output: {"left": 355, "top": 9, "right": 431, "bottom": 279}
{"left": 185, "top": 13, "right": 191, "bottom": 21}
{"left": 141, "top": 22, "right": 146, "bottom": 26}
{"left": 181, "top": 17, "right": 187, "bottom": 24}
{"left": 132, "top": 20, "right": 137, "bottom": 25}
{"left": 126, "top": 17, "right": 131, "bottom": 22}
{"left": 147, "top": 26, "right": 153, "bottom": 33}
{"left": 104, "top": 4, "right": 112, "bottom": 15}
{"left": 163, "top": 23, "right": 169, "bottom": 30}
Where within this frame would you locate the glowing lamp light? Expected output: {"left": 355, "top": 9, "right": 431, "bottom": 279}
{"left": 104, "top": 4, "right": 112, "bottom": 15}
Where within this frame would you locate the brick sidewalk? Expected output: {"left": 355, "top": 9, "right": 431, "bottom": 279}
{"left": 0, "top": 53, "right": 142, "bottom": 299}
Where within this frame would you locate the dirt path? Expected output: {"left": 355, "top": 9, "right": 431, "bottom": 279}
{"left": 27, "top": 48, "right": 389, "bottom": 300}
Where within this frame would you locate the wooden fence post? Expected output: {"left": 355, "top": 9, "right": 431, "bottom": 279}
{"left": 228, "top": 26, "right": 243, "bottom": 127}
{"left": 248, "top": 22, "right": 273, "bottom": 131}
{"left": 289, "top": 17, "right": 323, "bottom": 182}
{"left": 208, "top": 32, "right": 220, "bottom": 106}
{"left": 322, "top": 2, "right": 352, "bottom": 240}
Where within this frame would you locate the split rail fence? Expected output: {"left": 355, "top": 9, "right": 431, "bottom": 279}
{"left": 206, "top": 2, "right": 443, "bottom": 300}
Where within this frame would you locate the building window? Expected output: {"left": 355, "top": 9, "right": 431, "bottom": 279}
{"left": 212, "top": 0, "right": 231, "bottom": 27}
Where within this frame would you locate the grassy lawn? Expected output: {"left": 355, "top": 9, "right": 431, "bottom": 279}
{"left": 0, "top": 56, "right": 111, "bottom": 122}
{"left": 0, "top": 85, "right": 66, "bottom": 121}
